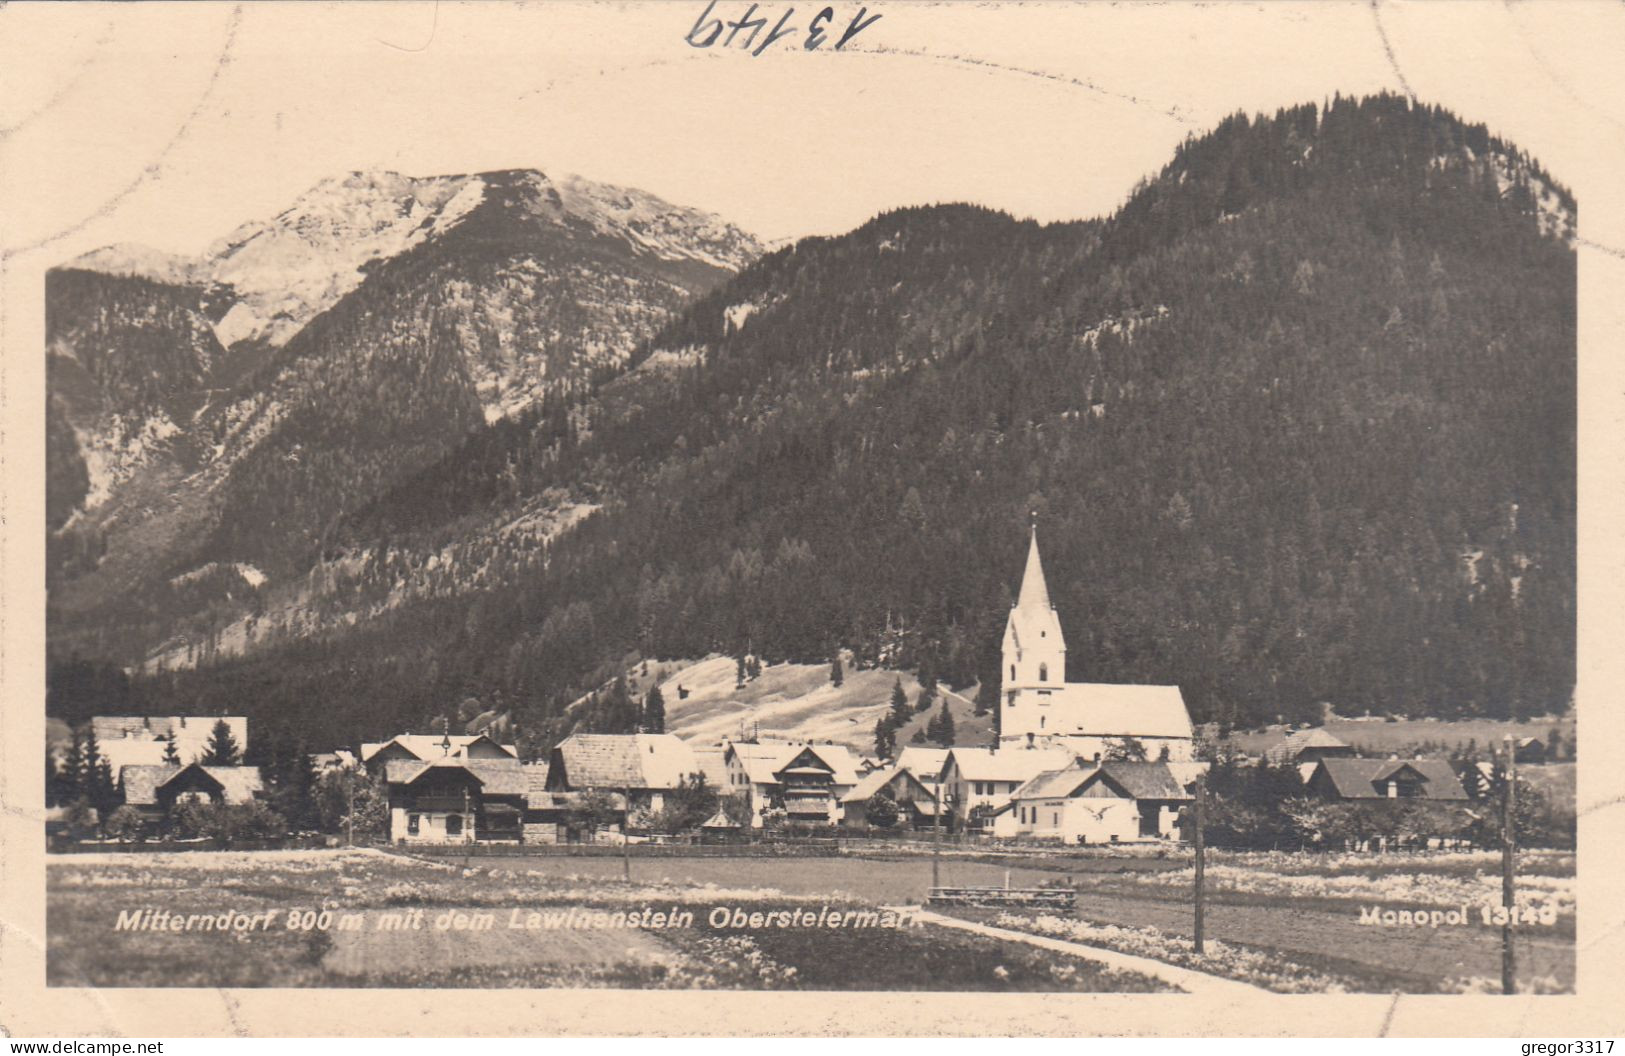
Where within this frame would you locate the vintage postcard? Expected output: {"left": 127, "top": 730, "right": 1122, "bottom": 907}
{"left": 2, "top": 0, "right": 1623, "bottom": 1039}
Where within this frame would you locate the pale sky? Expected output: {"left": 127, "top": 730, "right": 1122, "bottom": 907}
{"left": 3, "top": 2, "right": 1617, "bottom": 264}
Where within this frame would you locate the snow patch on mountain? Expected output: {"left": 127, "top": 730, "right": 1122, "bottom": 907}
{"left": 71, "top": 169, "right": 760, "bottom": 354}
{"left": 77, "top": 411, "right": 182, "bottom": 510}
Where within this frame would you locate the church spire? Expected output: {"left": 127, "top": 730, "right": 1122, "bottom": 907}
{"left": 1017, "top": 519, "right": 1052, "bottom": 612}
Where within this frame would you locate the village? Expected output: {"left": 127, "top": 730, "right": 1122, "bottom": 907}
{"left": 42, "top": 527, "right": 1579, "bottom": 995}
{"left": 46, "top": 529, "right": 1572, "bottom": 854}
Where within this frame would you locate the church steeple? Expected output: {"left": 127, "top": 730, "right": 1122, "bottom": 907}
{"left": 1002, "top": 519, "right": 1067, "bottom": 708}
{"left": 1016, "top": 523, "right": 1052, "bottom": 613}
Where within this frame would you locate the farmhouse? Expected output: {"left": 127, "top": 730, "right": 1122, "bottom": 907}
{"left": 545, "top": 733, "right": 705, "bottom": 816}
{"left": 385, "top": 756, "right": 528, "bottom": 844}
{"left": 999, "top": 528, "right": 1194, "bottom": 761}
{"left": 939, "top": 744, "right": 1081, "bottom": 830}
{"left": 118, "top": 762, "right": 265, "bottom": 826}
{"left": 723, "top": 740, "right": 862, "bottom": 826}
{"left": 1304, "top": 757, "right": 1470, "bottom": 801}
{"left": 999, "top": 760, "right": 1192, "bottom": 844}
{"left": 839, "top": 765, "right": 940, "bottom": 829}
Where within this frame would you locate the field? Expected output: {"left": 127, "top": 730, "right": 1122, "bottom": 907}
{"left": 48, "top": 845, "right": 1575, "bottom": 993}
{"left": 46, "top": 849, "right": 1166, "bottom": 991}
{"left": 648, "top": 655, "right": 992, "bottom": 752}
{"left": 1226, "top": 715, "right": 1575, "bottom": 759}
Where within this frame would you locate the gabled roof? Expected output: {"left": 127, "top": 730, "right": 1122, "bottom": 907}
{"left": 1011, "top": 767, "right": 1091, "bottom": 801}
{"left": 118, "top": 765, "right": 179, "bottom": 805}
{"left": 689, "top": 747, "right": 729, "bottom": 788}
{"left": 946, "top": 746, "right": 1081, "bottom": 783}
{"left": 361, "top": 733, "right": 518, "bottom": 764}
{"left": 550, "top": 734, "right": 701, "bottom": 791}
{"left": 726, "top": 741, "right": 861, "bottom": 786}
{"left": 1013, "top": 761, "right": 1191, "bottom": 802}
{"left": 118, "top": 763, "right": 263, "bottom": 805}
{"left": 385, "top": 757, "right": 528, "bottom": 795}
{"left": 841, "top": 765, "right": 937, "bottom": 804}
{"left": 1022, "top": 683, "right": 1193, "bottom": 741}
{"left": 1264, "top": 727, "right": 1351, "bottom": 764}
{"left": 1311, "top": 757, "right": 1468, "bottom": 800}
{"left": 894, "top": 746, "right": 951, "bottom": 783}
{"left": 1090, "top": 761, "right": 1191, "bottom": 800}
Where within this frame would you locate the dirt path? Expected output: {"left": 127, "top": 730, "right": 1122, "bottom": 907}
{"left": 907, "top": 908, "right": 1264, "bottom": 995}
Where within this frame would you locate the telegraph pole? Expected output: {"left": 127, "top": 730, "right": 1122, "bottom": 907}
{"left": 623, "top": 786, "right": 632, "bottom": 884}
{"left": 931, "top": 788, "right": 942, "bottom": 889}
{"left": 1502, "top": 735, "right": 1517, "bottom": 995}
{"left": 1193, "top": 773, "right": 1206, "bottom": 956}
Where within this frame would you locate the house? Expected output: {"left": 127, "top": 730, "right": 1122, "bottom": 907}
{"left": 893, "top": 746, "right": 951, "bottom": 794}
{"left": 309, "top": 749, "right": 358, "bottom": 772}
{"left": 939, "top": 744, "right": 1081, "bottom": 829}
{"left": 1008, "top": 761, "right": 1192, "bottom": 844}
{"left": 722, "top": 740, "right": 862, "bottom": 826}
{"left": 998, "top": 528, "right": 1194, "bottom": 760}
{"left": 1514, "top": 737, "right": 1548, "bottom": 765}
{"left": 384, "top": 756, "right": 528, "bottom": 844}
{"left": 89, "top": 715, "right": 249, "bottom": 773}
{"left": 361, "top": 732, "right": 518, "bottom": 773}
{"left": 1304, "top": 757, "right": 1470, "bottom": 801}
{"left": 1263, "top": 727, "right": 1357, "bottom": 767}
{"left": 689, "top": 746, "right": 731, "bottom": 790}
{"left": 839, "top": 766, "right": 940, "bottom": 829}
{"left": 520, "top": 762, "right": 583, "bottom": 844}
{"left": 544, "top": 733, "right": 705, "bottom": 816}
{"left": 118, "top": 762, "right": 265, "bottom": 826}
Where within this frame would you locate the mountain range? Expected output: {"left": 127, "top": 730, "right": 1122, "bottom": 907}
{"left": 47, "top": 168, "right": 762, "bottom": 662}
{"left": 46, "top": 95, "right": 1577, "bottom": 760}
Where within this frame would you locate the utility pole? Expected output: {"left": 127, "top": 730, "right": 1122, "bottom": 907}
{"left": 623, "top": 785, "right": 632, "bottom": 884}
{"left": 1502, "top": 735, "right": 1517, "bottom": 995}
{"left": 1193, "top": 773, "right": 1206, "bottom": 956}
{"left": 931, "top": 788, "right": 942, "bottom": 890}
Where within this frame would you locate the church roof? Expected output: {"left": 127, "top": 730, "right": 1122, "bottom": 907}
{"left": 1025, "top": 683, "right": 1193, "bottom": 741}
{"left": 1007, "top": 527, "right": 1066, "bottom": 653}
{"left": 1017, "top": 526, "right": 1052, "bottom": 611}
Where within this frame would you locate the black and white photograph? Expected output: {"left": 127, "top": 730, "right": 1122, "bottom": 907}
{"left": 3, "top": 0, "right": 1622, "bottom": 1039}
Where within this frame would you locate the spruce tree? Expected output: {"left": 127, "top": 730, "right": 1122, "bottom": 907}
{"left": 830, "top": 655, "right": 844, "bottom": 688}
{"left": 201, "top": 718, "right": 242, "bottom": 766}
{"left": 874, "top": 716, "right": 896, "bottom": 759}
{"left": 889, "top": 678, "right": 910, "bottom": 724}
{"left": 61, "top": 729, "right": 86, "bottom": 805}
{"left": 160, "top": 731, "right": 181, "bottom": 765}
{"left": 644, "top": 686, "right": 667, "bottom": 735}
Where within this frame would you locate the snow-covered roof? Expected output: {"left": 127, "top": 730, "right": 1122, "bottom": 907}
{"left": 945, "top": 746, "right": 1081, "bottom": 783}
{"left": 894, "top": 746, "right": 951, "bottom": 783}
{"left": 726, "top": 740, "right": 862, "bottom": 786}
{"left": 92, "top": 715, "right": 246, "bottom": 766}
{"left": 1024, "top": 683, "right": 1193, "bottom": 741}
{"left": 361, "top": 733, "right": 518, "bottom": 764}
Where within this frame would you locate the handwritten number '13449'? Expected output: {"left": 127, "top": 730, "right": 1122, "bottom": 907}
{"left": 686, "top": 3, "right": 882, "bottom": 56}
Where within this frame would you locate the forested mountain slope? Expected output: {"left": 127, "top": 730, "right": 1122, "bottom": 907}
{"left": 46, "top": 169, "right": 761, "bottom": 663}
{"left": 53, "top": 96, "right": 1575, "bottom": 758}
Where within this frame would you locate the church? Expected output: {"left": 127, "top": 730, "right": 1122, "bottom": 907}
{"left": 1000, "top": 526, "right": 1195, "bottom": 761}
